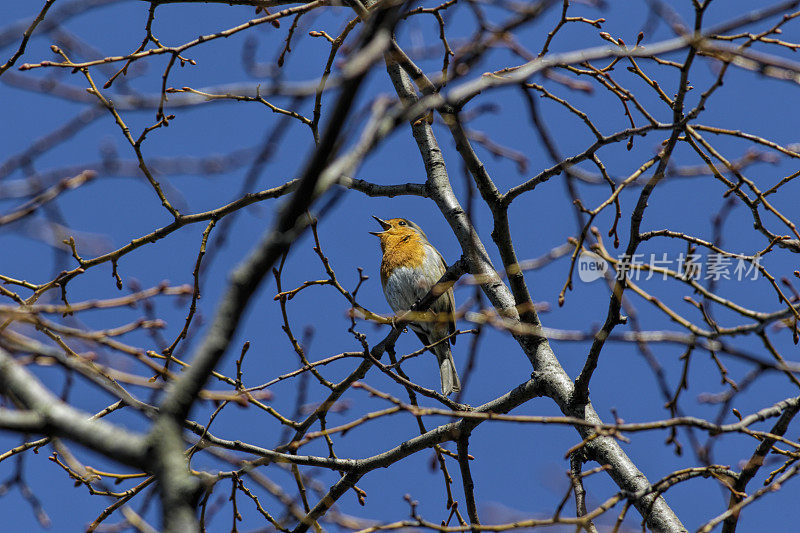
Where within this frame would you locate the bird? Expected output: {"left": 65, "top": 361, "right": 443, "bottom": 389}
{"left": 370, "top": 216, "right": 460, "bottom": 396}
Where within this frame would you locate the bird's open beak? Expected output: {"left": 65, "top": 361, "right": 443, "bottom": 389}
{"left": 369, "top": 215, "right": 391, "bottom": 236}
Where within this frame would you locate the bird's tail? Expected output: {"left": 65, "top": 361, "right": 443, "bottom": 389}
{"left": 433, "top": 343, "right": 460, "bottom": 396}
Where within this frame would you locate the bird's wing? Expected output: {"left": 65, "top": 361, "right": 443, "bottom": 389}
{"left": 445, "top": 286, "right": 456, "bottom": 345}
{"left": 431, "top": 246, "right": 457, "bottom": 346}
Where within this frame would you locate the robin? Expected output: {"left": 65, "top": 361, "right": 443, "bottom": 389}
{"left": 370, "top": 216, "right": 460, "bottom": 396}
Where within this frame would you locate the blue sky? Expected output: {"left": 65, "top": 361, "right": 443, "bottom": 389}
{"left": 2, "top": 0, "right": 799, "bottom": 531}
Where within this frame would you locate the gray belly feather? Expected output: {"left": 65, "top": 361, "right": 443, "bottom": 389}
{"left": 382, "top": 248, "right": 448, "bottom": 314}
{"left": 383, "top": 266, "right": 431, "bottom": 312}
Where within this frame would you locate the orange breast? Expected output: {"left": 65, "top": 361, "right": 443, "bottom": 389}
{"left": 380, "top": 233, "right": 425, "bottom": 285}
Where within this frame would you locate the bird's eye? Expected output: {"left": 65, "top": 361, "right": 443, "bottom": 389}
{"left": 398, "top": 220, "right": 406, "bottom": 226}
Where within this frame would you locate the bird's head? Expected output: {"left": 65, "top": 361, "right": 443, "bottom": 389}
{"left": 369, "top": 216, "right": 427, "bottom": 240}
